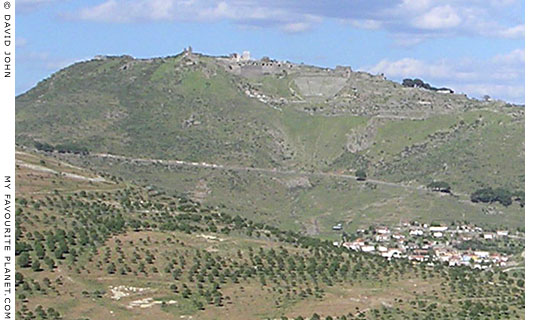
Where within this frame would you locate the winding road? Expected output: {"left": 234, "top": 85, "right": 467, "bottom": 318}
{"left": 88, "top": 152, "right": 443, "bottom": 194}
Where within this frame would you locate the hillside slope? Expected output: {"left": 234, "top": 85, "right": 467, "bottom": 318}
{"left": 15, "top": 50, "right": 524, "bottom": 231}
{"left": 14, "top": 151, "right": 525, "bottom": 320}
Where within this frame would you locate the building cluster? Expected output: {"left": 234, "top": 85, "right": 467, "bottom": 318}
{"left": 334, "top": 222, "right": 520, "bottom": 270}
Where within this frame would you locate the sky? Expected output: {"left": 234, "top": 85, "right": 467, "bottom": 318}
{"left": 16, "top": 0, "right": 525, "bottom": 103}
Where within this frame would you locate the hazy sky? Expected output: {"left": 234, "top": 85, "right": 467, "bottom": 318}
{"left": 16, "top": 0, "right": 525, "bottom": 103}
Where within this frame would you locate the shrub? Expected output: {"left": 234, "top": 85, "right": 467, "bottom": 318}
{"left": 34, "top": 141, "right": 54, "bottom": 152}
{"left": 17, "top": 252, "right": 31, "bottom": 268}
{"left": 471, "top": 187, "right": 513, "bottom": 206}
{"left": 427, "top": 181, "right": 451, "bottom": 193}
{"left": 56, "top": 142, "right": 89, "bottom": 155}
{"left": 355, "top": 169, "right": 367, "bottom": 181}
{"left": 471, "top": 188, "right": 496, "bottom": 203}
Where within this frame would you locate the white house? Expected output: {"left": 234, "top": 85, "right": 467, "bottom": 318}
{"left": 343, "top": 238, "right": 365, "bottom": 251}
{"left": 361, "top": 245, "right": 376, "bottom": 252}
{"left": 429, "top": 226, "right": 448, "bottom": 232}
{"left": 474, "top": 251, "right": 490, "bottom": 259}
{"left": 382, "top": 248, "right": 403, "bottom": 259}
{"left": 343, "top": 242, "right": 361, "bottom": 251}
{"left": 392, "top": 234, "right": 405, "bottom": 240}
{"left": 409, "top": 255, "right": 427, "bottom": 262}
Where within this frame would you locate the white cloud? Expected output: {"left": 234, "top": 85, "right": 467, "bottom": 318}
{"left": 281, "top": 22, "right": 311, "bottom": 33}
{"left": 497, "top": 24, "right": 525, "bottom": 38}
{"left": 346, "top": 19, "right": 382, "bottom": 30}
{"left": 77, "top": 1, "right": 125, "bottom": 22}
{"left": 413, "top": 5, "right": 462, "bottom": 30}
{"left": 367, "top": 48, "right": 524, "bottom": 103}
{"left": 488, "top": 0, "right": 518, "bottom": 6}
{"left": 18, "top": 0, "right": 53, "bottom": 4}
{"left": 493, "top": 49, "right": 524, "bottom": 65}
{"left": 391, "top": 34, "right": 428, "bottom": 47}
{"left": 457, "top": 83, "right": 524, "bottom": 100}
{"left": 400, "top": 0, "right": 432, "bottom": 12}
{"left": 369, "top": 58, "right": 479, "bottom": 82}
{"left": 18, "top": 0, "right": 56, "bottom": 5}
{"left": 65, "top": 0, "right": 523, "bottom": 41}
{"left": 17, "top": 0, "right": 59, "bottom": 13}
{"left": 370, "top": 58, "right": 449, "bottom": 79}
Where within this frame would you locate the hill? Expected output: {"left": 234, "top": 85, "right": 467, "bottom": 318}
{"left": 15, "top": 49, "right": 525, "bottom": 234}
{"left": 14, "top": 150, "right": 525, "bottom": 320}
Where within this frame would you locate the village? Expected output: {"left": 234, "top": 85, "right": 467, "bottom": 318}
{"left": 332, "top": 221, "right": 524, "bottom": 270}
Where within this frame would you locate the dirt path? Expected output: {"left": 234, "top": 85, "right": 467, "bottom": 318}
{"left": 16, "top": 159, "right": 108, "bottom": 183}
{"left": 47, "top": 150, "right": 474, "bottom": 202}
{"left": 89, "top": 152, "right": 432, "bottom": 193}
{"left": 502, "top": 266, "right": 524, "bottom": 273}
{"left": 27, "top": 186, "right": 125, "bottom": 195}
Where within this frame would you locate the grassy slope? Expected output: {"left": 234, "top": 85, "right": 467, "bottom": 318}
{"left": 15, "top": 54, "right": 524, "bottom": 231}
{"left": 58, "top": 153, "right": 524, "bottom": 236}
{"left": 15, "top": 151, "right": 525, "bottom": 320}
{"left": 370, "top": 110, "right": 524, "bottom": 193}
{"left": 278, "top": 109, "right": 369, "bottom": 170}
{"left": 16, "top": 56, "right": 283, "bottom": 167}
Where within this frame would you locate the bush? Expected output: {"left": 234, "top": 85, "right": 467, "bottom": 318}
{"left": 427, "top": 181, "right": 451, "bottom": 193}
{"left": 494, "top": 188, "right": 512, "bottom": 206}
{"left": 513, "top": 190, "right": 525, "bottom": 207}
{"left": 355, "top": 169, "right": 367, "bottom": 181}
{"left": 56, "top": 142, "right": 89, "bottom": 155}
{"left": 402, "top": 78, "right": 453, "bottom": 93}
{"left": 18, "top": 253, "right": 31, "bottom": 268}
{"left": 402, "top": 78, "right": 431, "bottom": 90}
{"left": 34, "top": 140, "right": 89, "bottom": 155}
{"left": 471, "top": 188, "right": 496, "bottom": 203}
{"left": 470, "top": 187, "right": 513, "bottom": 206}
{"left": 402, "top": 78, "right": 415, "bottom": 87}
{"left": 32, "top": 260, "right": 41, "bottom": 272}
{"left": 34, "top": 141, "right": 55, "bottom": 152}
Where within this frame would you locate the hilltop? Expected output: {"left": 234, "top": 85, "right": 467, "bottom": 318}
{"left": 15, "top": 48, "right": 524, "bottom": 234}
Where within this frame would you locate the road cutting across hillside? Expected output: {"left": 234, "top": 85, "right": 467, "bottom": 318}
{"left": 88, "top": 152, "right": 466, "bottom": 196}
